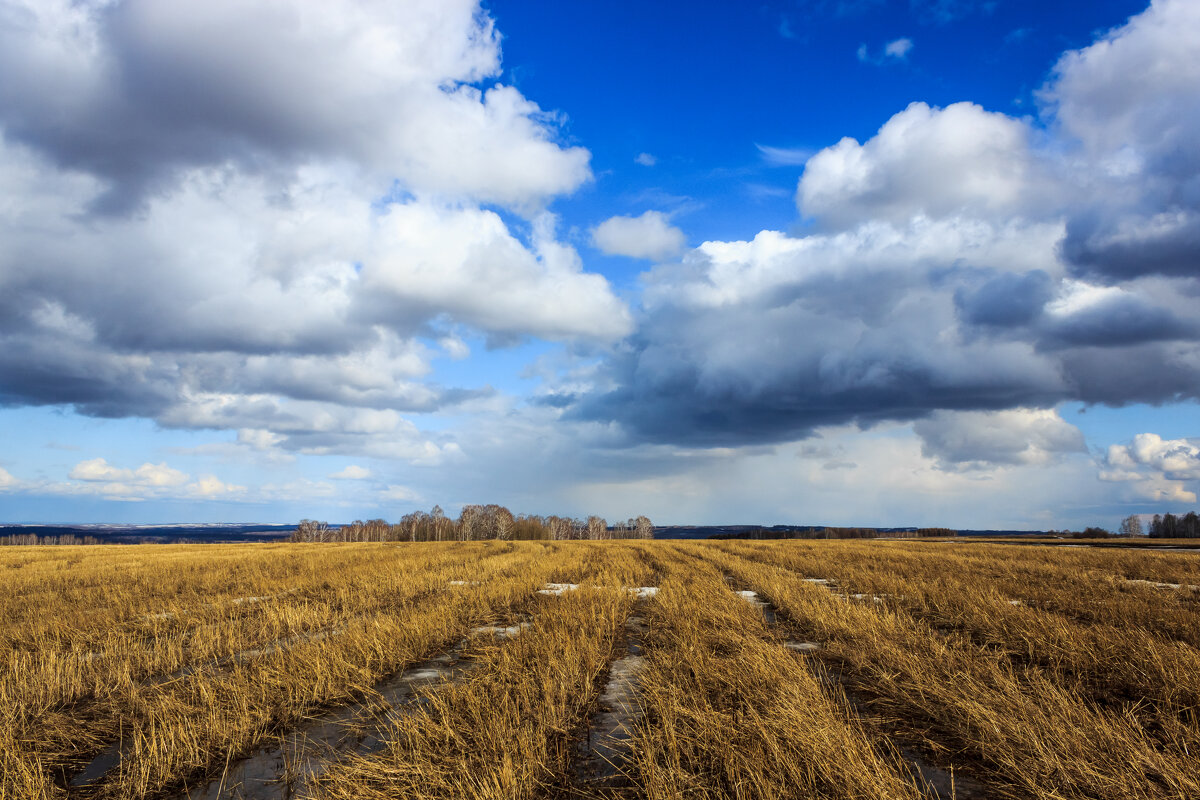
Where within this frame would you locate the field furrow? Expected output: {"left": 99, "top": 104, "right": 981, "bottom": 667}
{"left": 311, "top": 587, "right": 635, "bottom": 799}
{"left": 706, "top": 544, "right": 1200, "bottom": 800}
{"left": 626, "top": 551, "right": 926, "bottom": 800}
{"left": 4, "top": 539, "right": 1195, "bottom": 800}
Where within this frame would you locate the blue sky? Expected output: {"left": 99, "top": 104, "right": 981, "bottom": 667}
{"left": 0, "top": 0, "right": 1197, "bottom": 529}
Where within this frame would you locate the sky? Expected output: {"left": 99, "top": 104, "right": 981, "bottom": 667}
{"left": 1, "top": 0, "right": 1199, "bottom": 530}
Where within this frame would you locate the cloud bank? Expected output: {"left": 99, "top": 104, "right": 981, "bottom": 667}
{"left": 580, "top": 0, "right": 1200, "bottom": 448}
{"left": 0, "top": 0, "right": 629, "bottom": 460}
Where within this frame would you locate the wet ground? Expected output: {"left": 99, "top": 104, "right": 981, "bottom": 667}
{"left": 570, "top": 602, "right": 650, "bottom": 795}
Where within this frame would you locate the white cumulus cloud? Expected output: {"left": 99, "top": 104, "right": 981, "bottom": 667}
{"left": 884, "top": 38, "right": 914, "bottom": 59}
{"left": 914, "top": 408, "right": 1086, "bottom": 470}
{"left": 0, "top": 0, "right": 631, "bottom": 466}
{"left": 329, "top": 465, "right": 372, "bottom": 480}
{"left": 798, "top": 101, "right": 1053, "bottom": 228}
{"left": 185, "top": 475, "right": 246, "bottom": 498}
{"left": 591, "top": 211, "right": 686, "bottom": 261}
{"left": 68, "top": 458, "right": 189, "bottom": 487}
{"left": 0, "top": 0, "right": 590, "bottom": 212}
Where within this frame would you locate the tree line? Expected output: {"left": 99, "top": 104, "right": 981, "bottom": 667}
{"left": 0, "top": 533, "right": 102, "bottom": 546}
{"left": 290, "top": 505, "right": 654, "bottom": 543}
{"left": 1147, "top": 512, "right": 1200, "bottom": 538}
{"left": 1064, "top": 513, "right": 1200, "bottom": 538}
{"left": 713, "top": 527, "right": 957, "bottom": 541}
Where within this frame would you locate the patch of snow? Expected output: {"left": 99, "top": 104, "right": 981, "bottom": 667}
{"left": 538, "top": 582, "right": 581, "bottom": 596}
{"left": 1124, "top": 578, "right": 1200, "bottom": 591}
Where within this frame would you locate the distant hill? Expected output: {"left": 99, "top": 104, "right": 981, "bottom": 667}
{"left": 0, "top": 524, "right": 295, "bottom": 544}
{"left": 651, "top": 525, "right": 1047, "bottom": 540}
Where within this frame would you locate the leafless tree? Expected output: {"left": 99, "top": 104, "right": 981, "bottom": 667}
{"left": 588, "top": 515, "right": 607, "bottom": 540}
{"left": 1118, "top": 514, "right": 1143, "bottom": 537}
{"left": 635, "top": 515, "right": 653, "bottom": 540}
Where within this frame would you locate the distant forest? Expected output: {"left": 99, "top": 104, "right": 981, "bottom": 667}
{"left": 1148, "top": 512, "right": 1200, "bottom": 538}
{"left": 0, "top": 533, "right": 102, "bottom": 546}
{"left": 710, "top": 527, "right": 957, "bottom": 541}
{"left": 291, "top": 505, "right": 653, "bottom": 542}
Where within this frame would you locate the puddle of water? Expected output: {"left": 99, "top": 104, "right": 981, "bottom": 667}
{"left": 833, "top": 592, "right": 905, "bottom": 605}
{"left": 898, "top": 747, "right": 992, "bottom": 800}
{"left": 839, "top": 593, "right": 885, "bottom": 604}
{"left": 69, "top": 742, "right": 122, "bottom": 788}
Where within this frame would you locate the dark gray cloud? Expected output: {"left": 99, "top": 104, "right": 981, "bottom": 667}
{"left": 578, "top": 230, "right": 1200, "bottom": 446}
{"left": 0, "top": 333, "right": 175, "bottom": 418}
{"left": 1062, "top": 211, "right": 1200, "bottom": 281}
{"left": 1039, "top": 292, "right": 1196, "bottom": 349}
{"left": 955, "top": 270, "right": 1053, "bottom": 328}
{"left": 575, "top": 223, "right": 1082, "bottom": 445}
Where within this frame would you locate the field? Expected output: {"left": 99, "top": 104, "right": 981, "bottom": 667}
{"left": 2, "top": 540, "right": 1199, "bottom": 800}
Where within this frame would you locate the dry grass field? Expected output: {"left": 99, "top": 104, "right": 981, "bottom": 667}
{"left": 2, "top": 539, "right": 1197, "bottom": 800}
